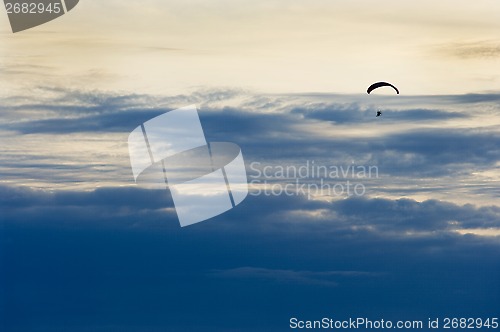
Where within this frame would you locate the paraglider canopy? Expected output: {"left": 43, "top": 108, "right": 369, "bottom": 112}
{"left": 367, "top": 82, "right": 399, "bottom": 95}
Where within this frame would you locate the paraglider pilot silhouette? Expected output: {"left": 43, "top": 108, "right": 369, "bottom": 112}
{"left": 367, "top": 81, "right": 399, "bottom": 117}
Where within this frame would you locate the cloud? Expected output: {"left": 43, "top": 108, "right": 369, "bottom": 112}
{"left": 291, "top": 105, "right": 467, "bottom": 124}
{"left": 0, "top": 88, "right": 244, "bottom": 134}
{"left": 2, "top": 88, "right": 500, "bottom": 204}
{"left": 439, "top": 41, "right": 500, "bottom": 59}
{"left": 210, "top": 267, "right": 385, "bottom": 287}
{"left": 371, "top": 129, "right": 500, "bottom": 176}
{"left": 2, "top": 184, "right": 500, "bottom": 331}
{"left": 447, "top": 93, "right": 500, "bottom": 104}
{"left": 0, "top": 185, "right": 178, "bottom": 230}
{"left": 2, "top": 184, "right": 500, "bottom": 240}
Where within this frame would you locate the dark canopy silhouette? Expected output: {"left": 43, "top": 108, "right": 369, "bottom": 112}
{"left": 367, "top": 82, "right": 399, "bottom": 94}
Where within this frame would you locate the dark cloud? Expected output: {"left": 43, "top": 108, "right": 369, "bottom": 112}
{"left": 198, "top": 105, "right": 499, "bottom": 179}
{"left": 370, "top": 129, "right": 500, "bottom": 176}
{"left": 210, "top": 267, "right": 385, "bottom": 287}
{"left": 2, "top": 184, "right": 499, "bottom": 241}
{"left": 0, "top": 185, "right": 172, "bottom": 210}
{"left": 291, "top": 105, "right": 467, "bottom": 124}
{"left": 332, "top": 197, "right": 500, "bottom": 232}
{"left": 1, "top": 185, "right": 500, "bottom": 331}
{"left": 0, "top": 94, "right": 472, "bottom": 134}
{"left": 0, "top": 89, "right": 243, "bottom": 133}
{"left": 447, "top": 93, "right": 500, "bottom": 104}
{"left": 2, "top": 89, "right": 500, "bottom": 181}
{"left": 6, "top": 108, "right": 167, "bottom": 134}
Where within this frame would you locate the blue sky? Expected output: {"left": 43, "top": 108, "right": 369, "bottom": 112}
{"left": 1, "top": 1, "right": 500, "bottom": 331}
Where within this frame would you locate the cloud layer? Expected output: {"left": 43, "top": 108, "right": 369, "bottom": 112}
{"left": 1, "top": 88, "right": 500, "bottom": 331}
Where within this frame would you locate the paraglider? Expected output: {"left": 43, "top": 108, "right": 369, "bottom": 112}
{"left": 367, "top": 81, "right": 399, "bottom": 117}
{"left": 367, "top": 82, "right": 399, "bottom": 95}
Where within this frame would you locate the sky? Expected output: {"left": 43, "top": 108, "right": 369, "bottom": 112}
{"left": 1, "top": 1, "right": 500, "bottom": 331}
{"left": 1, "top": 0, "right": 500, "bottom": 95}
